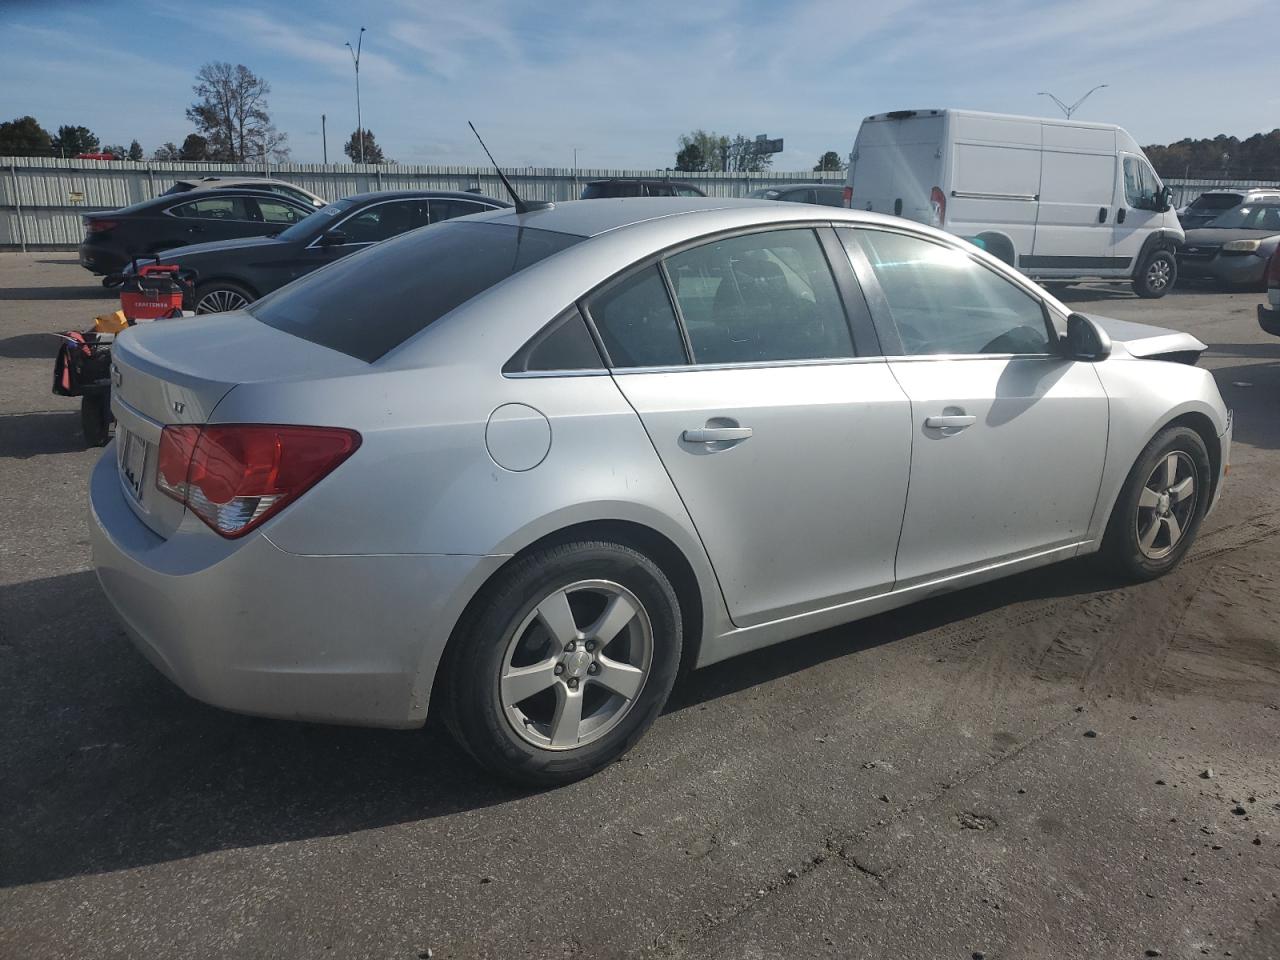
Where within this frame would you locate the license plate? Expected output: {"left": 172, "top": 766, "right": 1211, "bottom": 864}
{"left": 118, "top": 429, "right": 149, "bottom": 502}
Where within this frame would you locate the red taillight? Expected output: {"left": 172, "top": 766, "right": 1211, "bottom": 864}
{"left": 842, "top": 185, "right": 853, "bottom": 208}
{"left": 156, "top": 424, "right": 361, "bottom": 538}
{"left": 84, "top": 218, "right": 118, "bottom": 234}
{"left": 929, "top": 186, "right": 946, "bottom": 227}
{"left": 1268, "top": 247, "right": 1280, "bottom": 288}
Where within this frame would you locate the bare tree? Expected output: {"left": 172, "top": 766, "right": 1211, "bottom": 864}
{"left": 186, "top": 62, "right": 289, "bottom": 162}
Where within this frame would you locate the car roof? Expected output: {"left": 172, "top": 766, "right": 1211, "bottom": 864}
{"left": 337, "top": 189, "right": 511, "bottom": 206}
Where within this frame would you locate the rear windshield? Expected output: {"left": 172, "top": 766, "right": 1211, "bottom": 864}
{"left": 582, "top": 182, "right": 638, "bottom": 198}
{"left": 250, "top": 221, "right": 582, "bottom": 362}
{"left": 1189, "top": 194, "right": 1243, "bottom": 211}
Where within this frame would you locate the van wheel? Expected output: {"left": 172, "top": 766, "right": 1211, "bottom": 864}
{"left": 1100, "top": 425, "right": 1209, "bottom": 582}
{"left": 439, "top": 541, "right": 682, "bottom": 785}
{"left": 1133, "top": 250, "right": 1175, "bottom": 299}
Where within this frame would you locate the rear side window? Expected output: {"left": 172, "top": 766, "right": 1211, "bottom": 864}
{"left": 586, "top": 266, "right": 687, "bottom": 368}
{"left": 665, "top": 229, "right": 854, "bottom": 364}
{"left": 503, "top": 307, "right": 603, "bottom": 374}
{"left": 429, "top": 199, "right": 491, "bottom": 222}
{"left": 251, "top": 222, "right": 581, "bottom": 362}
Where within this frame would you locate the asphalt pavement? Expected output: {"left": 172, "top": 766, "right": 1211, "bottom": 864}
{"left": 1, "top": 255, "right": 1277, "bottom": 959}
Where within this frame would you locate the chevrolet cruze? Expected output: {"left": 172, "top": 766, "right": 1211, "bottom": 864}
{"left": 91, "top": 198, "right": 1231, "bottom": 784}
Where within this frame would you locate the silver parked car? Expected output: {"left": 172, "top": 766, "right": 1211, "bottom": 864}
{"left": 91, "top": 198, "right": 1232, "bottom": 784}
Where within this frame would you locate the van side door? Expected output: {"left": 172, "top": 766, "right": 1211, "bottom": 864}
{"left": 1028, "top": 125, "right": 1125, "bottom": 276}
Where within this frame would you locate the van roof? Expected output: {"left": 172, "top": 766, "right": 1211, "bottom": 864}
{"left": 862, "top": 108, "right": 1123, "bottom": 133}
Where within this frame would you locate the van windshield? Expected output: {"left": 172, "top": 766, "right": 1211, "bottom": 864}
{"left": 251, "top": 221, "right": 582, "bottom": 362}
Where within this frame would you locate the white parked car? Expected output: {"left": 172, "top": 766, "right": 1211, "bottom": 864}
{"left": 844, "top": 109, "right": 1184, "bottom": 298}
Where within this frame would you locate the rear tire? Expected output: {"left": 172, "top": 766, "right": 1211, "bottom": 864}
{"left": 439, "top": 540, "right": 682, "bottom": 786}
{"left": 194, "top": 280, "right": 255, "bottom": 315}
{"left": 1100, "top": 425, "right": 1210, "bottom": 581}
{"left": 1133, "top": 249, "right": 1176, "bottom": 299}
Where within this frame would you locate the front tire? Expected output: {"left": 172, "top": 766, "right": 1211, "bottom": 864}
{"left": 439, "top": 541, "right": 682, "bottom": 786}
{"left": 194, "top": 280, "right": 255, "bottom": 314}
{"left": 1101, "top": 426, "right": 1210, "bottom": 581}
{"left": 1133, "top": 249, "right": 1176, "bottom": 299}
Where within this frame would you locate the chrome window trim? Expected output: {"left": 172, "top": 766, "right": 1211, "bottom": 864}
{"left": 950, "top": 190, "right": 1037, "bottom": 202}
{"left": 303, "top": 197, "right": 495, "bottom": 250}
{"left": 162, "top": 194, "right": 311, "bottom": 224}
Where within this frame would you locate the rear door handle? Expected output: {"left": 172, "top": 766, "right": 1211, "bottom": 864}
{"left": 682, "top": 426, "right": 753, "bottom": 443}
{"left": 924, "top": 415, "right": 976, "bottom": 429}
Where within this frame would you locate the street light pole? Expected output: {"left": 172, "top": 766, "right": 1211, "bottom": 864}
{"left": 321, "top": 113, "right": 328, "bottom": 165}
{"left": 1037, "top": 84, "right": 1109, "bottom": 119}
{"left": 345, "top": 26, "right": 366, "bottom": 163}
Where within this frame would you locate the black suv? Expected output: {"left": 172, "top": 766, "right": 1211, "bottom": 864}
{"left": 581, "top": 179, "right": 706, "bottom": 199}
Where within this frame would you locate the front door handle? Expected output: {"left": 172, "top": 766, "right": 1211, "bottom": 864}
{"left": 1098, "top": 206, "right": 1108, "bottom": 223}
{"left": 924, "top": 415, "right": 976, "bottom": 429}
{"left": 1117, "top": 208, "right": 1127, "bottom": 224}
{"left": 683, "top": 426, "right": 753, "bottom": 443}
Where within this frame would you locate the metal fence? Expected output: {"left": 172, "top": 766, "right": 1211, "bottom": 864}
{"left": 0, "top": 157, "right": 844, "bottom": 249}
{"left": 5, "top": 156, "right": 1278, "bottom": 251}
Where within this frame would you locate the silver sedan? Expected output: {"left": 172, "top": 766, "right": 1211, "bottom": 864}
{"left": 90, "top": 198, "right": 1231, "bottom": 784}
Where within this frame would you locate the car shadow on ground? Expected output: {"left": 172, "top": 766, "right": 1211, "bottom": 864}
{"left": 1209, "top": 356, "right": 1280, "bottom": 451}
{"left": 0, "top": 558, "right": 1110, "bottom": 889}
{"left": 0, "top": 410, "right": 91, "bottom": 458}
{"left": 0, "top": 285, "right": 115, "bottom": 301}
{"left": 0, "top": 332, "right": 62, "bottom": 359}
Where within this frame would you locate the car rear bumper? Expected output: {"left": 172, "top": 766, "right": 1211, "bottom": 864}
{"left": 1177, "top": 252, "right": 1267, "bottom": 287}
{"left": 78, "top": 242, "right": 127, "bottom": 276}
{"left": 89, "top": 447, "right": 501, "bottom": 728}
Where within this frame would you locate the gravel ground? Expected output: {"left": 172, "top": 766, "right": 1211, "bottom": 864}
{"left": 1, "top": 254, "right": 1277, "bottom": 959}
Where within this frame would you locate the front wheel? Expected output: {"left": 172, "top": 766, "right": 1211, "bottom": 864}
{"left": 194, "top": 280, "right": 255, "bottom": 315}
{"left": 1133, "top": 250, "right": 1176, "bottom": 299}
{"left": 439, "top": 541, "right": 682, "bottom": 785}
{"left": 1101, "top": 426, "right": 1210, "bottom": 581}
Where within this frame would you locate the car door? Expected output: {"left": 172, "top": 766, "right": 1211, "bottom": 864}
{"left": 1112, "top": 154, "right": 1165, "bottom": 270}
{"left": 590, "top": 226, "right": 912, "bottom": 628}
{"left": 842, "top": 226, "right": 1108, "bottom": 586}
{"left": 166, "top": 195, "right": 265, "bottom": 245}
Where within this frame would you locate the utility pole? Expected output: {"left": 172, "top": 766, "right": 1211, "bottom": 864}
{"left": 321, "top": 113, "right": 328, "bottom": 165}
{"left": 345, "top": 26, "right": 366, "bottom": 163}
{"left": 1037, "top": 84, "right": 1108, "bottom": 119}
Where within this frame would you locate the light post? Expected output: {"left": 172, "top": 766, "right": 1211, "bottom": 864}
{"left": 345, "top": 26, "right": 366, "bottom": 163}
{"left": 1037, "top": 84, "right": 1108, "bottom": 120}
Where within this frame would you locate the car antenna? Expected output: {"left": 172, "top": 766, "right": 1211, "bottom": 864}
{"left": 468, "top": 121, "right": 552, "bottom": 215}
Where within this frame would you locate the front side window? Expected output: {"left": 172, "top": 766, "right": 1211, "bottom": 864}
{"left": 251, "top": 222, "right": 581, "bottom": 362}
{"left": 665, "top": 228, "right": 854, "bottom": 364}
{"left": 586, "top": 266, "right": 687, "bottom": 368}
{"left": 1123, "top": 156, "right": 1159, "bottom": 210}
{"left": 254, "top": 198, "right": 307, "bottom": 224}
{"left": 849, "top": 229, "right": 1051, "bottom": 356}
{"left": 169, "top": 197, "right": 252, "bottom": 220}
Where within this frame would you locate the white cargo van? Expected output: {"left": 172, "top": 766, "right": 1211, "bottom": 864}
{"left": 845, "top": 109, "right": 1183, "bottom": 298}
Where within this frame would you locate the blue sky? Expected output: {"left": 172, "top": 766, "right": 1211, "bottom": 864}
{"left": 2, "top": 0, "right": 1275, "bottom": 169}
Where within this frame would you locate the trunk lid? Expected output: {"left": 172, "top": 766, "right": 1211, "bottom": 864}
{"left": 1084, "top": 314, "right": 1207, "bottom": 362}
{"left": 109, "top": 311, "right": 368, "bottom": 538}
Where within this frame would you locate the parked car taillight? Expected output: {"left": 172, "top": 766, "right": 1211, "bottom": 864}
{"left": 84, "top": 218, "right": 118, "bottom": 234}
{"left": 1268, "top": 246, "right": 1280, "bottom": 288}
{"left": 930, "top": 186, "right": 946, "bottom": 227}
{"left": 156, "top": 424, "right": 361, "bottom": 538}
{"left": 842, "top": 185, "right": 853, "bottom": 208}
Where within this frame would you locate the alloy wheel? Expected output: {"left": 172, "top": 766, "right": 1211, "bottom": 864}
{"left": 196, "top": 289, "right": 250, "bottom": 314}
{"left": 499, "top": 579, "right": 653, "bottom": 750}
{"left": 1145, "top": 257, "right": 1171, "bottom": 292}
{"left": 1135, "top": 451, "right": 1197, "bottom": 560}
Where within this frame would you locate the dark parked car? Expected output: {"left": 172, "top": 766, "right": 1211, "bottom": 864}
{"left": 747, "top": 183, "right": 845, "bottom": 206}
{"left": 79, "top": 189, "right": 316, "bottom": 277}
{"left": 1179, "top": 189, "right": 1280, "bottom": 229}
{"left": 160, "top": 176, "right": 327, "bottom": 209}
{"left": 1259, "top": 245, "right": 1280, "bottom": 336}
{"left": 139, "top": 190, "right": 509, "bottom": 313}
{"left": 1178, "top": 201, "right": 1280, "bottom": 290}
{"left": 581, "top": 179, "right": 705, "bottom": 198}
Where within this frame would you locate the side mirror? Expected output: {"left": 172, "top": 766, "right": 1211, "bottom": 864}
{"left": 1064, "top": 312, "right": 1112, "bottom": 362}
{"left": 319, "top": 229, "right": 348, "bottom": 247}
{"left": 1154, "top": 185, "right": 1173, "bottom": 213}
